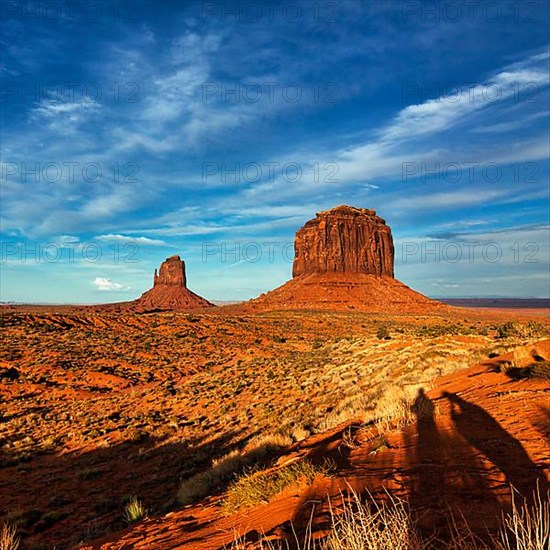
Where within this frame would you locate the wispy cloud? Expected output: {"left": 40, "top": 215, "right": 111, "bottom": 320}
{"left": 95, "top": 234, "right": 167, "bottom": 246}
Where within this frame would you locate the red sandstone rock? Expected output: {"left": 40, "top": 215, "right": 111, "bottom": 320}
{"left": 293, "top": 206, "right": 394, "bottom": 278}
{"left": 154, "top": 255, "right": 187, "bottom": 287}
{"left": 135, "top": 255, "right": 214, "bottom": 312}
{"left": 246, "top": 205, "right": 446, "bottom": 313}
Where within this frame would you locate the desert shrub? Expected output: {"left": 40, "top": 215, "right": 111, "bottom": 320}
{"left": 222, "top": 460, "right": 328, "bottom": 515}
{"left": 0, "top": 523, "right": 19, "bottom": 550}
{"left": 415, "top": 324, "right": 469, "bottom": 337}
{"left": 527, "top": 361, "right": 550, "bottom": 381}
{"left": 312, "top": 339, "right": 323, "bottom": 349}
{"left": 496, "top": 322, "right": 546, "bottom": 340}
{"left": 124, "top": 497, "right": 146, "bottom": 523}
{"left": 501, "top": 360, "right": 550, "bottom": 382}
{"left": 326, "top": 491, "right": 422, "bottom": 550}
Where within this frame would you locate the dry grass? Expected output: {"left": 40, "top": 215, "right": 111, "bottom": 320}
{"left": 310, "top": 332, "right": 506, "bottom": 434}
{"left": 373, "top": 387, "right": 416, "bottom": 433}
{"left": 178, "top": 434, "right": 292, "bottom": 505}
{"left": 225, "top": 489, "right": 422, "bottom": 549}
{"left": 222, "top": 460, "right": 327, "bottom": 515}
{"left": 225, "top": 487, "right": 549, "bottom": 549}
{"left": 495, "top": 487, "right": 549, "bottom": 550}
{"left": 325, "top": 491, "right": 423, "bottom": 550}
{"left": 0, "top": 523, "right": 20, "bottom": 550}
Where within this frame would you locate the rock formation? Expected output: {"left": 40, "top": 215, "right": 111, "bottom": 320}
{"left": 134, "top": 255, "right": 214, "bottom": 311}
{"left": 245, "top": 205, "right": 446, "bottom": 313}
{"left": 292, "top": 206, "right": 394, "bottom": 277}
{"left": 154, "top": 255, "right": 187, "bottom": 287}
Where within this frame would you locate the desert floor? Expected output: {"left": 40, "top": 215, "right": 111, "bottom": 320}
{"left": 1, "top": 305, "right": 548, "bottom": 548}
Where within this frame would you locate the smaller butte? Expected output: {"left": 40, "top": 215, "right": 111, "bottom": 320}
{"left": 133, "top": 255, "right": 214, "bottom": 312}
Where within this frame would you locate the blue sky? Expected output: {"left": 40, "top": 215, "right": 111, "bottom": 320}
{"left": 1, "top": 0, "right": 549, "bottom": 303}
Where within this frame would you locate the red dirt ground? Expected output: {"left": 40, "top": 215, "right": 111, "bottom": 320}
{"left": 84, "top": 340, "right": 550, "bottom": 549}
{"left": 1, "top": 306, "right": 548, "bottom": 549}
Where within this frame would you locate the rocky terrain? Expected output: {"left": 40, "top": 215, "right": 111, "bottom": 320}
{"left": 1, "top": 308, "right": 548, "bottom": 548}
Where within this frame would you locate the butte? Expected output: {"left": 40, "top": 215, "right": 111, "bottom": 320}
{"left": 132, "top": 255, "right": 214, "bottom": 312}
{"left": 246, "top": 205, "right": 447, "bottom": 313}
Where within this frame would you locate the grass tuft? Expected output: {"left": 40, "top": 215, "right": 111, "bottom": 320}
{"left": 495, "top": 486, "right": 549, "bottom": 550}
{"left": 124, "top": 497, "right": 146, "bottom": 523}
{"left": 0, "top": 523, "right": 20, "bottom": 550}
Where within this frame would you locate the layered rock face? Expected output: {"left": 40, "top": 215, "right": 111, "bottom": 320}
{"left": 154, "top": 255, "right": 187, "bottom": 287}
{"left": 135, "top": 255, "right": 214, "bottom": 311}
{"left": 292, "top": 206, "right": 394, "bottom": 278}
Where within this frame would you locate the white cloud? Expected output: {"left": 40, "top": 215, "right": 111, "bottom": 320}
{"left": 92, "top": 276, "right": 130, "bottom": 291}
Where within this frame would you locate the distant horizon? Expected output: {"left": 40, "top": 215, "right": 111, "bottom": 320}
{"left": 2, "top": 297, "right": 550, "bottom": 307}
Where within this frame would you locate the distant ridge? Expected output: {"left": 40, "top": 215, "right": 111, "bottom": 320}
{"left": 440, "top": 298, "right": 550, "bottom": 309}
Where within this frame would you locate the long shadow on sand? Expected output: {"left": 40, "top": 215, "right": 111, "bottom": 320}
{"left": 444, "top": 391, "right": 549, "bottom": 504}
{"left": 0, "top": 428, "right": 251, "bottom": 549}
